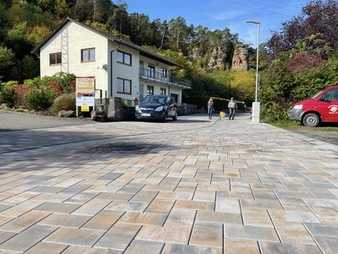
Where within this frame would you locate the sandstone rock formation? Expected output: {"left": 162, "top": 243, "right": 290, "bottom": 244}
{"left": 208, "top": 47, "right": 226, "bottom": 70}
{"left": 232, "top": 46, "right": 248, "bottom": 70}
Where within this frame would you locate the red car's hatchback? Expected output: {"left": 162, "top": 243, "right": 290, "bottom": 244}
{"left": 288, "top": 84, "right": 338, "bottom": 127}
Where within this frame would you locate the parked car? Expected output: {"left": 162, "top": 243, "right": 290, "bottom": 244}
{"left": 288, "top": 84, "right": 338, "bottom": 127}
{"left": 135, "top": 95, "right": 178, "bottom": 121}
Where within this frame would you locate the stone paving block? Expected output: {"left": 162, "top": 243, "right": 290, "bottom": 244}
{"left": 190, "top": 222, "right": 222, "bottom": 248}
{"left": 215, "top": 195, "right": 240, "bottom": 214}
{"left": 304, "top": 223, "right": 338, "bottom": 237}
{"left": 96, "top": 192, "right": 134, "bottom": 201}
{"left": 0, "top": 224, "right": 56, "bottom": 252}
{"left": 0, "top": 217, "right": 12, "bottom": 227}
{"left": 196, "top": 210, "right": 242, "bottom": 225}
{"left": 34, "top": 202, "right": 80, "bottom": 214}
{"left": 162, "top": 243, "right": 221, "bottom": 254}
{"left": 130, "top": 191, "right": 158, "bottom": 203}
{"left": 65, "top": 193, "right": 97, "bottom": 204}
{"left": 275, "top": 223, "right": 313, "bottom": 245}
{"left": 82, "top": 210, "right": 123, "bottom": 230}
{"left": 72, "top": 198, "right": 112, "bottom": 216}
{"left": 45, "top": 227, "right": 104, "bottom": 247}
{"left": 63, "top": 246, "right": 117, "bottom": 254}
{"left": 224, "top": 224, "right": 279, "bottom": 241}
{"left": 175, "top": 200, "right": 214, "bottom": 211}
{"left": 193, "top": 191, "right": 216, "bottom": 202}
{"left": 39, "top": 213, "right": 91, "bottom": 227}
{"left": 241, "top": 199, "right": 283, "bottom": 210}
{"left": 259, "top": 241, "right": 321, "bottom": 254}
{"left": 242, "top": 208, "right": 272, "bottom": 227}
{"left": 224, "top": 240, "right": 260, "bottom": 254}
{"left": 94, "top": 223, "right": 141, "bottom": 251}
{"left": 0, "top": 199, "right": 44, "bottom": 218}
{"left": 25, "top": 242, "right": 67, "bottom": 254}
{"left": 105, "top": 200, "right": 148, "bottom": 212}
{"left": 120, "top": 211, "right": 167, "bottom": 226}
{"left": 166, "top": 208, "right": 196, "bottom": 225}
{"left": 146, "top": 199, "right": 175, "bottom": 213}
{"left": 0, "top": 231, "right": 15, "bottom": 245}
{"left": 157, "top": 191, "right": 194, "bottom": 200}
{"left": 0, "top": 210, "right": 50, "bottom": 233}
{"left": 315, "top": 236, "right": 338, "bottom": 254}
{"left": 136, "top": 223, "right": 191, "bottom": 244}
{"left": 124, "top": 239, "right": 164, "bottom": 254}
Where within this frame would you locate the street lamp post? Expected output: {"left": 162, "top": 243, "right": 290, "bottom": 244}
{"left": 246, "top": 21, "right": 261, "bottom": 123}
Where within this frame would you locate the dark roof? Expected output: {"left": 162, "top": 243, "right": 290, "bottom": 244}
{"left": 32, "top": 18, "right": 181, "bottom": 67}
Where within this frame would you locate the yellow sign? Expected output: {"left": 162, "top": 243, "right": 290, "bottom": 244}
{"left": 81, "top": 104, "right": 90, "bottom": 112}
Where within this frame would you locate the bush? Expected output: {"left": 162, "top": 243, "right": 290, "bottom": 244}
{"left": 26, "top": 89, "right": 55, "bottom": 111}
{"left": 50, "top": 94, "right": 75, "bottom": 114}
{"left": 0, "top": 88, "right": 16, "bottom": 107}
{"left": 1, "top": 80, "right": 18, "bottom": 90}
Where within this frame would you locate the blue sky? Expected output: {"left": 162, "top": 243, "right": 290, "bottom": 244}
{"left": 124, "top": 0, "right": 310, "bottom": 46}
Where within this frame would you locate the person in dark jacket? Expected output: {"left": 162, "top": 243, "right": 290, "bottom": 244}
{"left": 207, "top": 98, "right": 214, "bottom": 121}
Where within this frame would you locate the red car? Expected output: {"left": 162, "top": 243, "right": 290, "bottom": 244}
{"left": 288, "top": 84, "right": 338, "bottom": 127}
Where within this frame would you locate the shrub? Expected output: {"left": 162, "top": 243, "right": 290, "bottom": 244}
{"left": 50, "top": 94, "right": 75, "bottom": 114}
{"left": 0, "top": 88, "right": 16, "bottom": 107}
{"left": 1, "top": 80, "right": 18, "bottom": 90}
{"left": 26, "top": 89, "right": 55, "bottom": 111}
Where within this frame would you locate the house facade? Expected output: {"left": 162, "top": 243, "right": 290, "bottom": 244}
{"left": 34, "top": 18, "right": 190, "bottom": 106}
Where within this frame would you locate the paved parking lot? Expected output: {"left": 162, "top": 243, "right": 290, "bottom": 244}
{"left": 0, "top": 115, "right": 337, "bottom": 254}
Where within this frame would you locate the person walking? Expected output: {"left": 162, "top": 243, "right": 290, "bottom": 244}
{"left": 207, "top": 98, "right": 214, "bottom": 121}
{"left": 228, "top": 97, "right": 236, "bottom": 120}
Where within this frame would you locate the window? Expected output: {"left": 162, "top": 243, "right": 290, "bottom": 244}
{"left": 171, "top": 93, "right": 178, "bottom": 103}
{"left": 322, "top": 88, "right": 338, "bottom": 101}
{"left": 148, "top": 65, "right": 155, "bottom": 78}
{"left": 117, "top": 50, "right": 132, "bottom": 66}
{"left": 49, "top": 52, "right": 61, "bottom": 65}
{"left": 147, "top": 85, "right": 154, "bottom": 95}
{"left": 81, "top": 48, "right": 95, "bottom": 62}
{"left": 160, "top": 88, "right": 166, "bottom": 95}
{"left": 161, "top": 68, "right": 168, "bottom": 79}
{"left": 117, "top": 78, "right": 132, "bottom": 95}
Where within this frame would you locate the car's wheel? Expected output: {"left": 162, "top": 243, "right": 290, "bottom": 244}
{"left": 302, "top": 113, "right": 320, "bottom": 127}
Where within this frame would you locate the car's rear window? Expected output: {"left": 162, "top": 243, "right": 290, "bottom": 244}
{"left": 142, "top": 96, "right": 167, "bottom": 104}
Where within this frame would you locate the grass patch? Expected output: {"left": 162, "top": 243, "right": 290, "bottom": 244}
{"left": 268, "top": 120, "right": 338, "bottom": 132}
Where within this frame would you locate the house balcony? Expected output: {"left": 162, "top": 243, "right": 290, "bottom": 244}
{"left": 139, "top": 68, "right": 191, "bottom": 89}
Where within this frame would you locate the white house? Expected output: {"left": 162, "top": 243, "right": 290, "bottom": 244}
{"left": 33, "top": 18, "right": 190, "bottom": 108}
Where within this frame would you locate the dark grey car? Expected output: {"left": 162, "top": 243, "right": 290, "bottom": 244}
{"left": 135, "top": 95, "right": 178, "bottom": 121}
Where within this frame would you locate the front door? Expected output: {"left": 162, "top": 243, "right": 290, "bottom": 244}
{"left": 318, "top": 87, "right": 338, "bottom": 122}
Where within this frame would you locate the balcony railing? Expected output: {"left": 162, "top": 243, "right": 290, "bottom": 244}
{"left": 139, "top": 68, "right": 191, "bottom": 88}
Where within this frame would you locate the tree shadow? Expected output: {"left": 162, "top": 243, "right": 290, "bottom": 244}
{"left": 0, "top": 129, "right": 179, "bottom": 172}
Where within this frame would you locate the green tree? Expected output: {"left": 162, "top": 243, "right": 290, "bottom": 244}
{"left": 0, "top": 46, "right": 15, "bottom": 71}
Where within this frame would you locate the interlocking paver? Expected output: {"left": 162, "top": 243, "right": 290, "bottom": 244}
{"left": 0, "top": 115, "right": 337, "bottom": 253}
{"left": 0, "top": 224, "right": 56, "bottom": 252}
{"left": 94, "top": 223, "right": 141, "bottom": 251}
{"left": 189, "top": 222, "right": 222, "bottom": 248}
{"left": 39, "top": 213, "right": 91, "bottom": 227}
{"left": 45, "top": 227, "right": 104, "bottom": 247}
{"left": 224, "top": 240, "right": 260, "bottom": 254}
{"left": 124, "top": 239, "right": 163, "bottom": 254}
{"left": 163, "top": 243, "right": 221, "bottom": 254}
{"left": 0, "top": 210, "right": 50, "bottom": 233}
{"left": 259, "top": 242, "right": 322, "bottom": 254}
{"left": 25, "top": 242, "right": 67, "bottom": 254}
{"left": 63, "top": 246, "right": 117, "bottom": 254}
{"left": 82, "top": 210, "right": 123, "bottom": 230}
